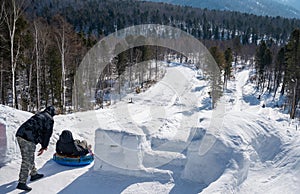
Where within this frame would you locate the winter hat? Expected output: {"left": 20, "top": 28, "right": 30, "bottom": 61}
{"left": 59, "top": 130, "right": 74, "bottom": 143}
{"left": 45, "top": 106, "right": 56, "bottom": 116}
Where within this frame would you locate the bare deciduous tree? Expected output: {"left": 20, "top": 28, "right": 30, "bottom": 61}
{"left": 33, "top": 18, "right": 51, "bottom": 110}
{"left": 0, "top": 2, "right": 5, "bottom": 105}
{"left": 3, "top": 0, "right": 26, "bottom": 108}
{"left": 52, "top": 15, "right": 77, "bottom": 112}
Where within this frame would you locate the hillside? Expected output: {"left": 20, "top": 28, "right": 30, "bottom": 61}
{"left": 276, "top": 0, "right": 300, "bottom": 11}
{"left": 1, "top": 62, "right": 300, "bottom": 193}
{"left": 1, "top": 0, "right": 300, "bottom": 115}
{"left": 142, "top": 0, "right": 300, "bottom": 19}
{"left": 29, "top": 0, "right": 300, "bottom": 42}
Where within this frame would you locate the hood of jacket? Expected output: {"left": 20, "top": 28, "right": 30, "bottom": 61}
{"left": 45, "top": 106, "right": 56, "bottom": 117}
{"left": 59, "top": 130, "right": 74, "bottom": 143}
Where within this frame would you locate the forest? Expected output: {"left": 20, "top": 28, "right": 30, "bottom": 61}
{"left": 0, "top": 0, "right": 300, "bottom": 118}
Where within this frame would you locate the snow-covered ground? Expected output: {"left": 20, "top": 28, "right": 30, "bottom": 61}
{"left": 1, "top": 63, "right": 300, "bottom": 193}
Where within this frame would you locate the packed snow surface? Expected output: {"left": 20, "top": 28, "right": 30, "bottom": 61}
{"left": 1, "top": 63, "right": 300, "bottom": 193}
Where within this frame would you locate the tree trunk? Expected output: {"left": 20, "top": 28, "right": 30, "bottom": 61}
{"left": 28, "top": 59, "right": 33, "bottom": 111}
{"left": 11, "top": 33, "right": 16, "bottom": 108}
{"left": 4, "top": 0, "right": 23, "bottom": 109}
{"left": 290, "top": 79, "right": 298, "bottom": 119}
{"left": 34, "top": 22, "right": 41, "bottom": 110}
{"left": 267, "top": 71, "right": 272, "bottom": 93}
{"left": 155, "top": 46, "right": 158, "bottom": 80}
{"left": 273, "top": 79, "right": 279, "bottom": 99}
{"left": 0, "top": 60, "right": 3, "bottom": 105}
{"left": 129, "top": 48, "right": 133, "bottom": 89}
{"left": 73, "top": 78, "right": 77, "bottom": 111}
{"left": 61, "top": 36, "right": 66, "bottom": 112}
{"left": 56, "top": 24, "right": 67, "bottom": 112}
{"left": 12, "top": 40, "right": 20, "bottom": 109}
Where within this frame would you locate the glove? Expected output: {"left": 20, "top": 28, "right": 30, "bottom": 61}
{"left": 37, "top": 147, "right": 47, "bottom": 156}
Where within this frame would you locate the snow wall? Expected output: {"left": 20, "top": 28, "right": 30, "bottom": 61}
{"left": 93, "top": 127, "right": 249, "bottom": 185}
{"left": 94, "top": 129, "right": 145, "bottom": 175}
{"left": 0, "top": 123, "right": 7, "bottom": 167}
{"left": 94, "top": 124, "right": 280, "bottom": 187}
{"left": 182, "top": 134, "right": 248, "bottom": 186}
{"left": 94, "top": 128, "right": 173, "bottom": 179}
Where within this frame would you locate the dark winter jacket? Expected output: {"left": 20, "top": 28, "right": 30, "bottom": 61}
{"left": 16, "top": 106, "right": 55, "bottom": 149}
{"left": 56, "top": 130, "right": 89, "bottom": 156}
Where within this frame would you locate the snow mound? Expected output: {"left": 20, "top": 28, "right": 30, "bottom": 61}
{"left": 94, "top": 129, "right": 144, "bottom": 171}
{"left": 0, "top": 105, "right": 32, "bottom": 166}
{"left": 94, "top": 129, "right": 173, "bottom": 180}
{"left": 182, "top": 135, "right": 246, "bottom": 185}
{"left": 0, "top": 123, "right": 7, "bottom": 166}
{"left": 1, "top": 65, "right": 300, "bottom": 194}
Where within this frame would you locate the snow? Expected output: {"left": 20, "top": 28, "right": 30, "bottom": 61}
{"left": 94, "top": 129, "right": 144, "bottom": 172}
{"left": 1, "top": 62, "right": 300, "bottom": 193}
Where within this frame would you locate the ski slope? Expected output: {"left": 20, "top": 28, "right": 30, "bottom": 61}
{"left": 0, "top": 63, "right": 300, "bottom": 193}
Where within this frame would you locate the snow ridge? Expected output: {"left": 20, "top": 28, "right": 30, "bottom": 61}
{"left": 1, "top": 63, "right": 300, "bottom": 193}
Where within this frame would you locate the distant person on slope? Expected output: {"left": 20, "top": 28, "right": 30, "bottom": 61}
{"left": 56, "top": 130, "right": 91, "bottom": 156}
{"left": 15, "top": 106, "right": 56, "bottom": 191}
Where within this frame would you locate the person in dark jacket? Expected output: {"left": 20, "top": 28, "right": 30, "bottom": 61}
{"left": 15, "top": 106, "right": 56, "bottom": 191}
{"left": 56, "top": 130, "right": 90, "bottom": 156}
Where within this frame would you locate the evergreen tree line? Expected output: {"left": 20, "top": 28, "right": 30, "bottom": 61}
{"left": 255, "top": 29, "right": 300, "bottom": 119}
{"left": 93, "top": 43, "right": 170, "bottom": 110}
{"left": 207, "top": 29, "right": 300, "bottom": 119}
{"left": 1, "top": 0, "right": 300, "bottom": 118}
{"left": 0, "top": 0, "right": 169, "bottom": 113}
{"left": 0, "top": 0, "right": 90, "bottom": 112}
{"left": 208, "top": 46, "right": 233, "bottom": 89}
{"left": 31, "top": 0, "right": 300, "bottom": 46}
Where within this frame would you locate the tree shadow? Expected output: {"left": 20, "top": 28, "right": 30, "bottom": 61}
{"left": 169, "top": 179, "right": 206, "bottom": 194}
{"left": 194, "top": 86, "right": 206, "bottom": 92}
{"left": 243, "top": 95, "right": 260, "bottom": 105}
{"left": 37, "top": 158, "right": 88, "bottom": 179}
{"left": 0, "top": 180, "right": 43, "bottom": 194}
{"left": 0, "top": 158, "right": 88, "bottom": 194}
{"left": 0, "top": 181, "right": 19, "bottom": 193}
{"left": 159, "top": 163, "right": 207, "bottom": 194}
{"left": 0, "top": 180, "right": 33, "bottom": 194}
{"left": 58, "top": 169, "right": 171, "bottom": 194}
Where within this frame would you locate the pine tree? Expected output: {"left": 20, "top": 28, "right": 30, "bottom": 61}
{"left": 46, "top": 45, "right": 62, "bottom": 107}
{"left": 274, "top": 47, "right": 285, "bottom": 98}
{"left": 255, "top": 41, "right": 272, "bottom": 91}
{"left": 209, "top": 46, "right": 225, "bottom": 68}
{"left": 284, "top": 29, "right": 300, "bottom": 119}
{"left": 114, "top": 42, "right": 129, "bottom": 97}
{"left": 224, "top": 48, "right": 233, "bottom": 88}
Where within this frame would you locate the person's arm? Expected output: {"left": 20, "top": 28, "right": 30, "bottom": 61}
{"left": 41, "top": 119, "right": 54, "bottom": 149}
{"left": 56, "top": 141, "right": 61, "bottom": 153}
{"left": 38, "top": 127, "right": 52, "bottom": 156}
{"left": 37, "top": 115, "right": 53, "bottom": 156}
{"left": 74, "top": 142, "right": 89, "bottom": 156}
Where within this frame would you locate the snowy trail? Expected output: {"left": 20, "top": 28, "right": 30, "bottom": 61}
{"left": 0, "top": 63, "right": 204, "bottom": 194}
{"left": 1, "top": 64, "right": 300, "bottom": 194}
{"left": 111, "top": 64, "right": 199, "bottom": 142}
{"left": 233, "top": 70, "right": 249, "bottom": 111}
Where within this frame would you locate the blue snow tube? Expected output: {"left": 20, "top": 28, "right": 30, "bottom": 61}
{"left": 53, "top": 153, "right": 94, "bottom": 166}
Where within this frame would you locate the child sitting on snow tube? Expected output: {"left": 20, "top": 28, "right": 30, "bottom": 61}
{"left": 56, "top": 130, "right": 91, "bottom": 156}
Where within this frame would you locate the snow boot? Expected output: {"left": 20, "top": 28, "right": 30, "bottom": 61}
{"left": 16, "top": 182, "right": 32, "bottom": 191}
{"left": 30, "top": 173, "right": 44, "bottom": 181}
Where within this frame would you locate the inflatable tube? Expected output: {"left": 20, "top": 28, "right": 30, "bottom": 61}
{"left": 53, "top": 153, "right": 94, "bottom": 166}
